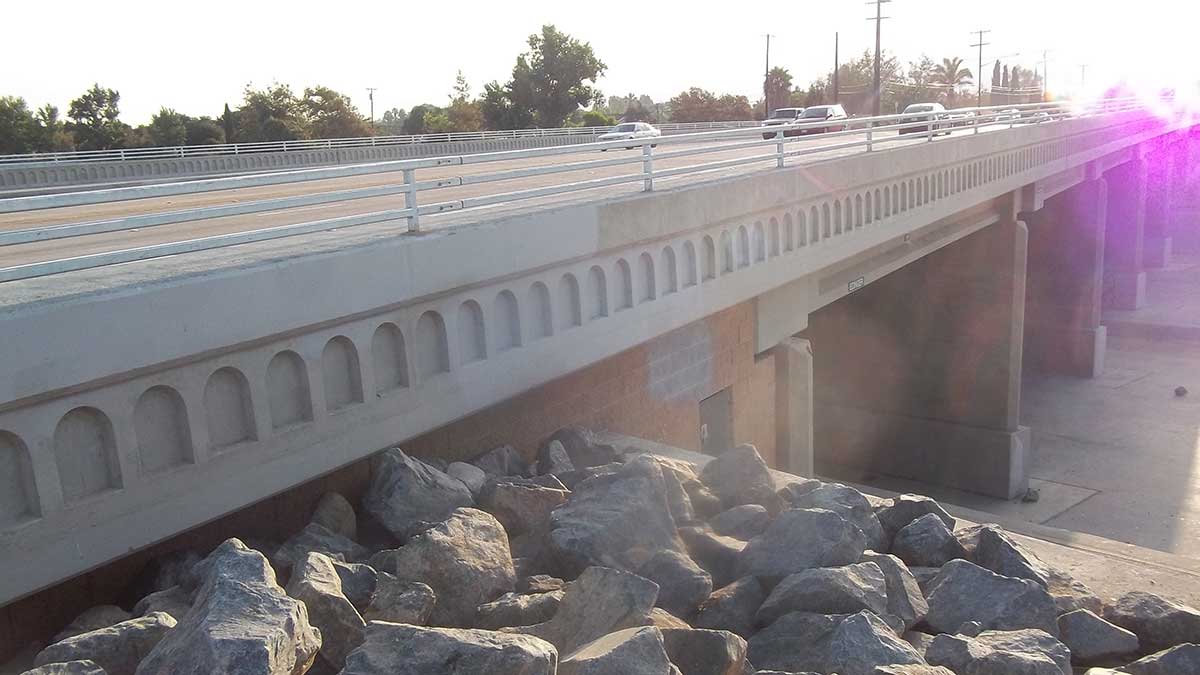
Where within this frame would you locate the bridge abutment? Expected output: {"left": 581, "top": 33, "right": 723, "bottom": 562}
{"left": 772, "top": 336, "right": 814, "bottom": 477}
{"left": 1023, "top": 176, "right": 1109, "bottom": 378}
{"left": 1104, "top": 155, "right": 1150, "bottom": 310}
{"left": 808, "top": 216, "right": 1031, "bottom": 499}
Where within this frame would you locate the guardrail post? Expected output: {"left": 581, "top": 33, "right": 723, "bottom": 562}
{"left": 927, "top": 115, "right": 934, "bottom": 142}
{"left": 404, "top": 168, "right": 420, "bottom": 232}
{"left": 973, "top": 113, "right": 980, "bottom": 134}
{"left": 776, "top": 130, "right": 785, "bottom": 168}
{"left": 642, "top": 144, "right": 654, "bottom": 192}
{"left": 866, "top": 126, "right": 874, "bottom": 151}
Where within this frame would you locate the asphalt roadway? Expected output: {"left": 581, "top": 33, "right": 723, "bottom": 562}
{"left": 0, "top": 127, "right": 984, "bottom": 272}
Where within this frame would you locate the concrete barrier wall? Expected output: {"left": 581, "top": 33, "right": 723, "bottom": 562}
{"left": 0, "top": 110, "right": 1181, "bottom": 606}
{"left": 0, "top": 135, "right": 595, "bottom": 191}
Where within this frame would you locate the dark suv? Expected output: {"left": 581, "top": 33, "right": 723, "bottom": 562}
{"left": 794, "top": 104, "right": 849, "bottom": 135}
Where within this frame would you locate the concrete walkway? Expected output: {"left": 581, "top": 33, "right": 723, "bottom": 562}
{"left": 861, "top": 252, "right": 1200, "bottom": 560}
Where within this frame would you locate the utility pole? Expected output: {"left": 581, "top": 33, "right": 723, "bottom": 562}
{"left": 970, "top": 29, "right": 991, "bottom": 107}
{"left": 833, "top": 32, "right": 840, "bottom": 103}
{"left": 763, "top": 34, "right": 775, "bottom": 117}
{"left": 1038, "top": 50, "right": 1053, "bottom": 101}
{"left": 367, "top": 87, "right": 377, "bottom": 128}
{"left": 866, "top": 0, "right": 892, "bottom": 116}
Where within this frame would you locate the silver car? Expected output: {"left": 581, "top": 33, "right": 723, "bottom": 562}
{"left": 599, "top": 122, "right": 661, "bottom": 150}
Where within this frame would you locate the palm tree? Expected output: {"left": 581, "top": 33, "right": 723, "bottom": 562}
{"left": 932, "top": 57, "right": 974, "bottom": 103}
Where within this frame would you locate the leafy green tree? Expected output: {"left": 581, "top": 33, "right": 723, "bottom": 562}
{"left": 582, "top": 109, "right": 616, "bottom": 127}
{"left": 148, "top": 107, "right": 189, "bottom": 146}
{"left": 668, "top": 88, "right": 753, "bottom": 122}
{"left": 402, "top": 104, "right": 444, "bottom": 135}
{"left": 483, "top": 25, "right": 606, "bottom": 129}
{"left": 446, "top": 71, "right": 483, "bottom": 132}
{"left": 420, "top": 110, "right": 454, "bottom": 133}
{"left": 222, "top": 103, "right": 236, "bottom": 144}
{"left": 764, "top": 67, "right": 793, "bottom": 114}
{"left": 68, "top": 83, "right": 127, "bottom": 150}
{"left": 236, "top": 84, "right": 308, "bottom": 142}
{"left": 0, "top": 96, "right": 39, "bottom": 154}
{"left": 34, "top": 104, "right": 73, "bottom": 151}
{"left": 185, "top": 117, "right": 225, "bottom": 145}
{"left": 302, "top": 85, "right": 371, "bottom": 139}
{"left": 378, "top": 107, "right": 407, "bottom": 135}
{"left": 932, "top": 57, "right": 973, "bottom": 104}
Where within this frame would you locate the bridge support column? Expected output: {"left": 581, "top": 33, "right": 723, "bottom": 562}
{"left": 774, "top": 337, "right": 814, "bottom": 477}
{"left": 808, "top": 216, "right": 1031, "bottom": 499}
{"left": 1104, "top": 155, "right": 1149, "bottom": 310}
{"left": 1023, "top": 176, "right": 1108, "bottom": 378}
{"left": 1144, "top": 146, "right": 1176, "bottom": 269}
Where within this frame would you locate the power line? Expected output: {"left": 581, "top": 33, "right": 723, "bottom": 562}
{"left": 970, "top": 29, "right": 991, "bottom": 106}
{"left": 866, "top": 0, "right": 892, "bottom": 116}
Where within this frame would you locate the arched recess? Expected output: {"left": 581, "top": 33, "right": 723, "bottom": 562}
{"left": 615, "top": 260, "right": 634, "bottom": 309}
{"left": 322, "top": 336, "right": 363, "bottom": 411}
{"left": 719, "top": 232, "right": 734, "bottom": 274}
{"left": 661, "top": 246, "right": 678, "bottom": 294}
{"left": 371, "top": 323, "right": 410, "bottom": 393}
{"left": 528, "top": 282, "right": 554, "bottom": 338}
{"left": 833, "top": 201, "right": 843, "bottom": 234}
{"left": 639, "top": 252, "right": 656, "bottom": 302}
{"left": 54, "top": 407, "right": 119, "bottom": 503}
{"left": 900, "top": 182, "right": 909, "bottom": 211}
{"left": 457, "top": 300, "right": 487, "bottom": 364}
{"left": 557, "top": 274, "right": 583, "bottom": 330}
{"left": 783, "top": 213, "right": 794, "bottom": 251}
{"left": 854, "top": 195, "right": 863, "bottom": 227}
{"left": 205, "top": 367, "right": 254, "bottom": 450}
{"left": 0, "top": 431, "right": 34, "bottom": 526}
{"left": 492, "top": 291, "right": 522, "bottom": 352}
{"left": 267, "top": 350, "right": 312, "bottom": 429}
{"left": 135, "top": 385, "right": 193, "bottom": 475}
{"left": 681, "top": 241, "right": 698, "bottom": 287}
{"left": 809, "top": 206, "right": 820, "bottom": 243}
{"left": 753, "top": 222, "right": 766, "bottom": 261}
{"left": 737, "top": 226, "right": 751, "bottom": 268}
{"left": 769, "top": 218, "right": 781, "bottom": 257}
{"left": 701, "top": 237, "right": 717, "bottom": 281}
{"left": 586, "top": 266, "right": 608, "bottom": 318}
{"left": 417, "top": 310, "right": 452, "bottom": 377}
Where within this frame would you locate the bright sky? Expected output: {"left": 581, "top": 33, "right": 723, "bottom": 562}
{"left": 5, "top": 0, "right": 1198, "bottom": 124}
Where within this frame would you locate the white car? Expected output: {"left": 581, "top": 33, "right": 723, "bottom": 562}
{"left": 762, "top": 107, "right": 805, "bottom": 138}
{"left": 599, "top": 122, "right": 661, "bottom": 150}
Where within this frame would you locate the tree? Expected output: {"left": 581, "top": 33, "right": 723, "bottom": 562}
{"left": 1002, "top": 65, "right": 1010, "bottom": 88}
{"left": 402, "top": 104, "right": 443, "bottom": 135}
{"left": 34, "top": 104, "right": 73, "bottom": 152}
{"left": 148, "top": 107, "right": 188, "bottom": 147}
{"left": 1011, "top": 67, "right": 1023, "bottom": 91}
{"left": 992, "top": 61, "right": 1002, "bottom": 89}
{"left": 302, "top": 85, "right": 370, "bottom": 139}
{"left": 185, "top": 117, "right": 224, "bottom": 145}
{"left": 236, "top": 84, "right": 308, "bottom": 142}
{"left": 222, "top": 103, "right": 236, "bottom": 144}
{"left": 377, "top": 108, "right": 407, "bottom": 135}
{"left": 932, "top": 57, "right": 973, "bottom": 103}
{"left": 0, "top": 96, "right": 39, "bottom": 154}
{"left": 582, "top": 109, "right": 616, "bottom": 127}
{"left": 483, "top": 25, "right": 606, "bottom": 129}
{"left": 764, "top": 67, "right": 793, "bottom": 114}
{"left": 668, "top": 88, "right": 753, "bottom": 122}
{"left": 445, "top": 71, "right": 483, "bottom": 133}
{"left": 68, "top": 83, "right": 126, "bottom": 150}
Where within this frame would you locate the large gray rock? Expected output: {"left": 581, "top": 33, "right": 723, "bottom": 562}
{"left": 340, "top": 621, "right": 557, "bottom": 674}
{"left": 825, "top": 611, "right": 927, "bottom": 675}
{"left": 471, "top": 444, "right": 534, "bottom": 477}
{"left": 1046, "top": 567, "right": 1104, "bottom": 615}
{"left": 330, "top": 561, "right": 378, "bottom": 613}
{"left": 132, "top": 587, "right": 192, "bottom": 623}
{"left": 476, "top": 591, "right": 565, "bottom": 630}
{"left": 271, "top": 521, "right": 368, "bottom": 574}
{"left": 518, "top": 575, "right": 565, "bottom": 594}
{"left": 358, "top": 574, "right": 434, "bottom": 626}
{"left": 1058, "top": 609, "right": 1139, "bottom": 665}
{"left": 735, "top": 508, "right": 870, "bottom": 583}
{"left": 559, "top": 626, "right": 671, "bottom": 675}
{"left": 875, "top": 495, "right": 955, "bottom": 545}
{"left": 638, "top": 550, "right": 713, "bottom": 618}
{"left": 958, "top": 524, "right": 1052, "bottom": 587}
{"left": 480, "top": 480, "right": 569, "bottom": 537}
{"left": 924, "top": 559, "right": 1058, "bottom": 636}
{"left": 362, "top": 448, "right": 475, "bottom": 540}
{"left": 648, "top": 608, "right": 692, "bottom": 630}
{"left": 650, "top": 456, "right": 697, "bottom": 525}
{"left": 925, "top": 629, "right": 1071, "bottom": 675}
{"left": 447, "top": 461, "right": 488, "bottom": 496}
{"left": 311, "top": 492, "right": 357, "bottom": 541}
{"left": 511, "top": 566, "right": 658, "bottom": 654}
{"left": 679, "top": 525, "right": 746, "bottom": 588}
{"left": 1104, "top": 591, "right": 1200, "bottom": 653}
{"left": 684, "top": 479, "right": 724, "bottom": 520}
{"left": 543, "top": 427, "right": 620, "bottom": 470}
{"left": 548, "top": 456, "right": 685, "bottom": 574}
{"left": 536, "top": 439, "right": 576, "bottom": 476}
{"left": 699, "top": 445, "right": 777, "bottom": 509}
{"left": 660, "top": 627, "right": 748, "bottom": 675}
{"left": 756, "top": 563, "right": 888, "bottom": 627}
{"left": 693, "top": 576, "right": 765, "bottom": 639}
{"left": 35, "top": 613, "right": 176, "bottom": 675}
{"left": 790, "top": 484, "right": 888, "bottom": 553}
{"left": 135, "top": 539, "right": 321, "bottom": 675}
{"left": 746, "top": 612, "right": 842, "bottom": 673}
{"left": 372, "top": 507, "right": 514, "bottom": 627}
{"left": 891, "top": 514, "right": 967, "bottom": 568}
{"left": 284, "top": 552, "right": 364, "bottom": 669}
{"left": 861, "top": 552, "right": 928, "bottom": 632}
{"left": 21, "top": 662, "right": 106, "bottom": 675}
{"left": 709, "top": 505, "right": 769, "bottom": 540}
{"left": 52, "top": 607, "right": 133, "bottom": 643}
{"left": 1121, "top": 643, "right": 1200, "bottom": 674}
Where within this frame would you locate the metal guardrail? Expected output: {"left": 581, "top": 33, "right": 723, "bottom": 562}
{"left": 0, "top": 121, "right": 763, "bottom": 165}
{"left": 0, "top": 98, "right": 1158, "bottom": 283}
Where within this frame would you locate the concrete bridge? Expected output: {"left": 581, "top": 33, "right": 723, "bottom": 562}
{"left": 0, "top": 101, "right": 1193, "bottom": 609}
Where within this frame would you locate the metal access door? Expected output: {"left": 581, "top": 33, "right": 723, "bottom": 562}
{"left": 699, "top": 388, "right": 734, "bottom": 456}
